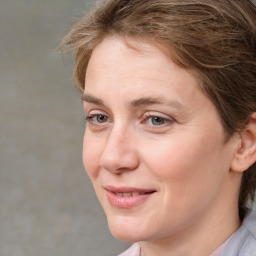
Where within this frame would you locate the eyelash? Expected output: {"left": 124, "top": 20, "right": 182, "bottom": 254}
{"left": 85, "top": 114, "right": 109, "bottom": 124}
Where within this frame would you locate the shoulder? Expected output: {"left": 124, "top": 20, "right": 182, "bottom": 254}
{"left": 221, "top": 210, "right": 256, "bottom": 256}
{"left": 118, "top": 243, "right": 141, "bottom": 256}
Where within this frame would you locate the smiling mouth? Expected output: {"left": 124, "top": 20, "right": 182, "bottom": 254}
{"left": 105, "top": 186, "right": 156, "bottom": 208}
{"left": 114, "top": 191, "right": 154, "bottom": 197}
{"left": 105, "top": 185, "right": 156, "bottom": 196}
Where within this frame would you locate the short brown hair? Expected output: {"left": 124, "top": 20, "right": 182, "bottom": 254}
{"left": 59, "top": 0, "right": 256, "bottom": 209}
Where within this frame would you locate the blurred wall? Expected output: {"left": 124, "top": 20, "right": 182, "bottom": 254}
{"left": 1, "top": 1, "right": 256, "bottom": 256}
{"left": 0, "top": 1, "right": 129, "bottom": 256}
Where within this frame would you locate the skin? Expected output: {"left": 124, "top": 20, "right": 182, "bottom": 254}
{"left": 82, "top": 36, "right": 243, "bottom": 256}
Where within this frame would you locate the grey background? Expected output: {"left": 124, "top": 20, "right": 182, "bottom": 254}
{"left": 1, "top": 1, "right": 256, "bottom": 256}
{"left": 0, "top": 1, "right": 129, "bottom": 256}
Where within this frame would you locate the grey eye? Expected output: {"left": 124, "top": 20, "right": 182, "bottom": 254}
{"left": 151, "top": 116, "right": 165, "bottom": 125}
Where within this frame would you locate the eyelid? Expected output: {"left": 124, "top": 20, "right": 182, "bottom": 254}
{"left": 85, "top": 113, "right": 108, "bottom": 120}
{"left": 86, "top": 109, "right": 108, "bottom": 117}
{"left": 142, "top": 112, "right": 174, "bottom": 121}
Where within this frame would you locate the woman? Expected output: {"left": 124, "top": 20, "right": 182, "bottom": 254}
{"left": 60, "top": 0, "right": 256, "bottom": 255}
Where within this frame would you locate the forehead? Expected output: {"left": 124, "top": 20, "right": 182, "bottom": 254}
{"left": 85, "top": 35, "right": 198, "bottom": 94}
{"left": 87, "top": 35, "right": 173, "bottom": 67}
{"left": 85, "top": 37, "right": 205, "bottom": 114}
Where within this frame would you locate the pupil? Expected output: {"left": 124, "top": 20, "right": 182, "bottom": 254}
{"left": 152, "top": 116, "right": 164, "bottom": 125}
{"left": 97, "top": 115, "right": 106, "bottom": 123}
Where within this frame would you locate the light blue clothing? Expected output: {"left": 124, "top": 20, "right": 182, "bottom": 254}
{"left": 220, "top": 210, "right": 256, "bottom": 255}
{"left": 118, "top": 210, "right": 256, "bottom": 256}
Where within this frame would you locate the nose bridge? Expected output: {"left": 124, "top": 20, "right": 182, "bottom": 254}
{"left": 109, "top": 122, "right": 127, "bottom": 145}
{"left": 100, "top": 122, "right": 138, "bottom": 173}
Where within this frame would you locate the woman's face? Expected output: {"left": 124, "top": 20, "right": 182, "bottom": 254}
{"left": 82, "top": 36, "right": 240, "bottom": 242}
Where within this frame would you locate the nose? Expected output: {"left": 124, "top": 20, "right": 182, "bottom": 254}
{"left": 100, "top": 125, "right": 139, "bottom": 174}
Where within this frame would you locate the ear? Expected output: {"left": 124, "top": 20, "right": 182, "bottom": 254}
{"left": 231, "top": 112, "right": 256, "bottom": 173}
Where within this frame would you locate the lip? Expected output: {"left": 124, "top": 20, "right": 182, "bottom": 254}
{"left": 105, "top": 185, "right": 156, "bottom": 208}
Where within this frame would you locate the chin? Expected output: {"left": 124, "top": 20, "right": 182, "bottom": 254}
{"left": 106, "top": 214, "right": 155, "bottom": 242}
{"left": 108, "top": 217, "right": 139, "bottom": 242}
{"left": 110, "top": 226, "right": 146, "bottom": 243}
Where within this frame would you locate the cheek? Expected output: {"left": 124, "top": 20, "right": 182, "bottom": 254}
{"left": 82, "top": 131, "right": 101, "bottom": 179}
{"left": 142, "top": 133, "right": 228, "bottom": 198}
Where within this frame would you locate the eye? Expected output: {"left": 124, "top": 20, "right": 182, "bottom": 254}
{"left": 150, "top": 116, "right": 166, "bottom": 126}
{"left": 95, "top": 115, "right": 108, "bottom": 123}
{"left": 141, "top": 111, "right": 176, "bottom": 130}
{"left": 142, "top": 113, "right": 174, "bottom": 128}
{"left": 85, "top": 114, "right": 109, "bottom": 124}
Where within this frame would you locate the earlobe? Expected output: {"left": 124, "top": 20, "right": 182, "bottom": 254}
{"left": 231, "top": 112, "right": 256, "bottom": 173}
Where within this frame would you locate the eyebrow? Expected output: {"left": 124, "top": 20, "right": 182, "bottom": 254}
{"left": 131, "top": 96, "right": 183, "bottom": 109}
{"left": 82, "top": 94, "right": 105, "bottom": 106}
{"left": 82, "top": 93, "right": 184, "bottom": 110}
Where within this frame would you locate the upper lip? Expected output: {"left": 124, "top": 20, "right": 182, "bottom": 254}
{"left": 104, "top": 185, "right": 157, "bottom": 193}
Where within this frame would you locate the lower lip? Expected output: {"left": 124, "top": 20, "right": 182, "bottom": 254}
{"left": 106, "top": 191, "right": 154, "bottom": 208}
